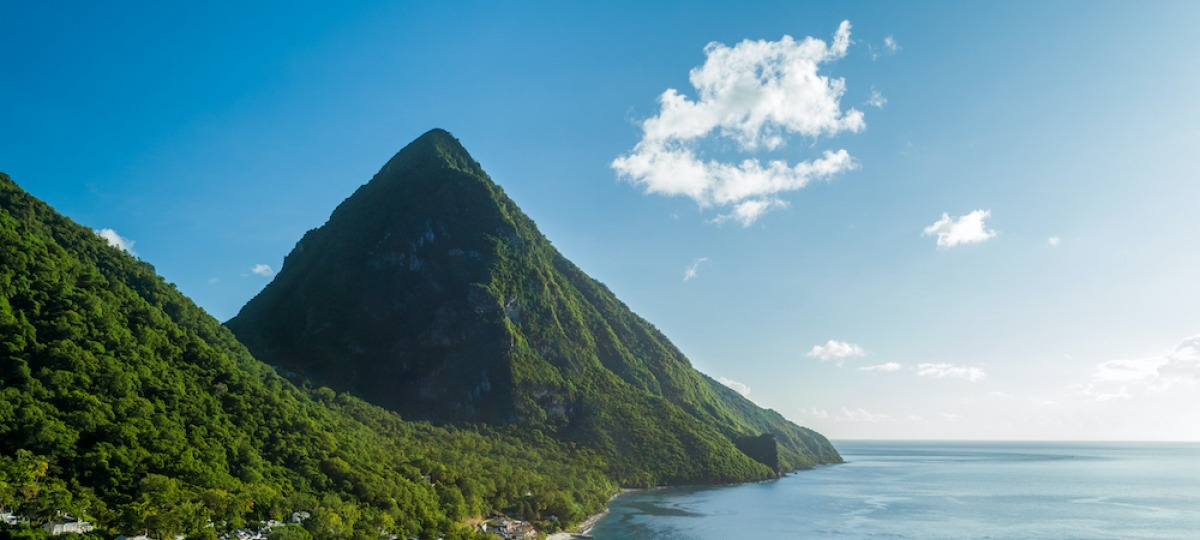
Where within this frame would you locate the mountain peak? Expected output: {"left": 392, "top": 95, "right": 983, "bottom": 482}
{"left": 228, "top": 130, "right": 841, "bottom": 486}
{"left": 378, "top": 128, "right": 484, "bottom": 180}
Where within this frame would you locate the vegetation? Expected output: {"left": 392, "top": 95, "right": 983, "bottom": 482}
{"left": 227, "top": 129, "right": 841, "bottom": 488}
{"left": 0, "top": 129, "right": 839, "bottom": 540}
{"left": 0, "top": 172, "right": 615, "bottom": 539}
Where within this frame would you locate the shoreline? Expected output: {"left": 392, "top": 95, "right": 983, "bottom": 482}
{"left": 544, "top": 465, "right": 842, "bottom": 538}
{"left": 544, "top": 490, "right": 627, "bottom": 539}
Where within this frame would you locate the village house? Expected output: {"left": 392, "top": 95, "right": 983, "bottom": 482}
{"left": 41, "top": 515, "right": 94, "bottom": 535}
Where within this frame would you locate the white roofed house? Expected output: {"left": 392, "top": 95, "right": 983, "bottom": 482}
{"left": 41, "top": 515, "right": 95, "bottom": 535}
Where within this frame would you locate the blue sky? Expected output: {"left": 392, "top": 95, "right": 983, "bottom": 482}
{"left": 4, "top": 2, "right": 1200, "bottom": 440}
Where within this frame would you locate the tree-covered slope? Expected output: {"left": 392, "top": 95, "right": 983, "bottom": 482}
{"left": 0, "top": 172, "right": 615, "bottom": 540}
{"left": 227, "top": 129, "right": 840, "bottom": 488}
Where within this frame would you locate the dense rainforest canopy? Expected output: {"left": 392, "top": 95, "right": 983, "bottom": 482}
{"left": 0, "top": 172, "right": 613, "bottom": 539}
{"left": 0, "top": 129, "right": 838, "bottom": 540}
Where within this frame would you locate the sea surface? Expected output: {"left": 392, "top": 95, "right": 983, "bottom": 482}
{"left": 587, "top": 441, "right": 1200, "bottom": 539}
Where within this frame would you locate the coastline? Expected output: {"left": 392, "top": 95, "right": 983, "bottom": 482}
{"left": 544, "top": 466, "right": 842, "bottom": 538}
{"left": 545, "top": 489, "right": 631, "bottom": 539}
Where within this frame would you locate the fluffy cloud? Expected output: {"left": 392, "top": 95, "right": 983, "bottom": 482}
{"left": 717, "top": 376, "right": 751, "bottom": 398}
{"left": 1087, "top": 334, "right": 1200, "bottom": 398}
{"left": 1047, "top": 236, "right": 1061, "bottom": 247}
{"left": 683, "top": 257, "right": 709, "bottom": 281}
{"left": 250, "top": 264, "right": 274, "bottom": 277}
{"left": 807, "top": 340, "right": 866, "bottom": 365}
{"left": 95, "top": 228, "right": 136, "bottom": 255}
{"left": 858, "top": 362, "right": 902, "bottom": 372}
{"left": 613, "top": 21, "right": 865, "bottom": 226}
{"left": 916, "top": 363, "right": 987, "bottom": 382}
{"left": 923, "top": 210, "right": 997, "bottom": 248}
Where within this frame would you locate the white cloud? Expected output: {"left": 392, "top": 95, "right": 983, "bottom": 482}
{"left": 1086, "top": 334, "right": 1200, "bottom": 398}
{"left": 869, "top": 36, "right": 900, "bottom": 60}
{"left": 923, "top": 210, "right": 998, "bottom": 248}
{"left": 250, "top": 264, "right": 274, "bottom": 277}
{"left": 941, "top": 412, "right": 962, "bottom": 421}
{"left": 858, "top": 362, "right": 902, "bottom": 372}
{"left": 207, "top": 277, "right": 220, "bottom": 284}
{"left": 712, "top": 198, "right": 789, "bottom": 227}
{"left": 717, "top": 376, "right": 751, "bottom": 398}
{"left": 807, "top": 340, "right": 866, "bottom": 365}
{"left": 1047, "top": 236, "right": 1061, "bottom": 247}
{"left": 884, "top": 36, "right": 900, "bottom": 54}
{"left": 866, "top": 88, "right": 887, "bottom": 108}
{"left": 800, "top": 407, "right": 829, "bottom": 419}
{"left": 683, "top": 257, "right": 710, "bottom": 281}
{"left": 916, "top": 363, "right": 987, "bottom": 382}
{"left": 613, "top": 21, "right": 865, "bottom": 226}
{"left": 838, "top": 406, "right": 892, "bottom": 422}
{"left": 95, "top": 228, "right": 136, "bottom": 255}
{"left": 1161, "top": 335, "right": 1200, "bottom": 380}
{"left": 1093, "top": 357, "right": 1165, "bottom": 384}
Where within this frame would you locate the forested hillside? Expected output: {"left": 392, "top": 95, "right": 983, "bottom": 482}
{"left": 0, "top": 172, "right": 615, "bottom": 540}
{"left": 228, "top": 129, "right": 840, "bottom": 488}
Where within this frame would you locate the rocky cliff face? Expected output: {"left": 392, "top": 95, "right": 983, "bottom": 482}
{"left": 227, "top": 129, "right": 841, "bottom": 486}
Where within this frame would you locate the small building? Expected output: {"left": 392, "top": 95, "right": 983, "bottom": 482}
{"left": 42, "top": 517, "right": 94, "bottom": 535}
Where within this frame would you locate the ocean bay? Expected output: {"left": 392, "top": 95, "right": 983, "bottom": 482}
{"left": 589, "top": 441, "right": 1200, "bottom": 539}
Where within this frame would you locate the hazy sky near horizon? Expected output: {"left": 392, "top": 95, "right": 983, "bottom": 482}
{"left": 4, "top": 2, "right": 1200, "bottom": 441}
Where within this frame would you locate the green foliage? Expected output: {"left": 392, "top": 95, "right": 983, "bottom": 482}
{"left": 227, "top": 129, "right": 841, "bottom": 489}
{"left": 0, "top": 172, "right": 615, "bottom": 539}
{"left": 268, "top": 524, "right": 313, "bottom": 540}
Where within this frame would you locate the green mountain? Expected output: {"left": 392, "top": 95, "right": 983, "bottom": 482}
{"left": 227, "top": 129, "right": 841, "bottom": 487}
{"left": 0, "top": 172, "right": 615, "bottom": 540}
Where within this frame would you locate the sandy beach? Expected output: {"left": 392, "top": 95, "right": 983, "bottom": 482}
{"left": 545, "top": 508, "right": 607, "bottom": 540}
{"left": 545, "top": 489, "right": 635, "bottom": 539}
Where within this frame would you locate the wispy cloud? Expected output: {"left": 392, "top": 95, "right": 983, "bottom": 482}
{"left": 717, "top": 376, "right": 751, "bottom": 398}
{"left": 683, "top": 257, "right": 710, "bottom": 281}
{"left": 866, "top": 88, "right": 887, "bottom": 108}
{"left": 838, "top": 406, "right": 892, "bottom": 422}
{"left": 923, "top": 210, "right": 998, "bottom": 248}
{"left": 250, "top": 264, "right": 274, "bottom": 277}
{"left": 808, "top": 340, "right": 866, "bottom": 366}
{"left": 884, "top": 36, "right": 900, "bottom": 54}
{"left": 858, "top": 362, "right": 902, "bottom": 372}
{"left": 869, "top": 35, "right": 900, "bottom": 60}
{"left": 712, "top": 199, "right": 789, "bottom": 227}
{"left": 613, "top": 21, "right": 865, "bottom": 226}
{"left": 1047, "top": 236, "right": 1061, "bottom": 247}
{"left": 1075, "top": 384, "right": 1134, "bottom": 402}
{"left": 800, "top": 407, "right": 830, "bottom": 419}
{"left": 916, "top": 363, "right": 987, "bottom": 382}
{"left": 95, "top": 228, "right": 136, "bottom": 255}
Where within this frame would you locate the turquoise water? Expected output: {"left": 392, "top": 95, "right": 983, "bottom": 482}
{"left": 588, "top": 441, "right": 1200, "bottom": 539}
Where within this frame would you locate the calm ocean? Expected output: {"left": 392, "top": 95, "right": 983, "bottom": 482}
{"left": 587, "top": 441, "right": 1200, "bottom": 539}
